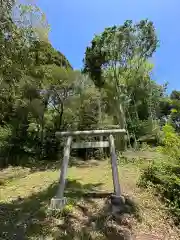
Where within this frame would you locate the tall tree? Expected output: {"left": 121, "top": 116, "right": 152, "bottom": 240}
{"left": 83, "top": 20, "right": 158, "bottom": 148}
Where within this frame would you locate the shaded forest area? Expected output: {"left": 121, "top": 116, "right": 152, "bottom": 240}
{"left": 0, "top": 1, "right": 180, "bottom": 224}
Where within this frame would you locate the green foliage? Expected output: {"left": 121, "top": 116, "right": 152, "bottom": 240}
{"left": 158, "top": 124, "right": 180, "bottom": 160}
{"left": 0, "top": 1, "right": 75, "bottom": 164}
{"left": 0, "top": 2, "right": 177, "bottom": 169}
{"left": 140, "top": 159, "right": 180, "bottom": 223}
{"left": 1, "top": 3, "right": 180, "bottom": 228}
{"left": 170, "top": 90, "right": 180, "bottom": 100}
{"left": 30, "top": 41, "right": 72, "bottom": 68}
{"left": 168, "top": 91, "right": 180, "bottom": 132}
{"left": 140, "top": 125, "right": 180, "bottom": 223}
{"left": 83, "top": 19, "right": 161, "bottom": 138}
{"left": 83, "top": 19, "right": 158, "bottom": 87}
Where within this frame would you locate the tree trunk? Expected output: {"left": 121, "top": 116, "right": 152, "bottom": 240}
{"left": 114, "top": 82, "right": 126, "bottom": 151}
{"left": 118, "top": 102, "right": 126, "bottom": 151}
{"left": 39, "top": 92, "right": 50, "bottom": 159}
{"left": 98, "top": 90, "right": 104, "bottom": 156}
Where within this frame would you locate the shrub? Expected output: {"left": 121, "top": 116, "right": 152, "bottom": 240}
{"left": 139, "top": 124, "right": 180, "bottom": 224}
{"left": 0, "top": 125, "right": 12, "bottom": 167}
{"left": 159, "top": 124, "right": 180, "bottom": 161}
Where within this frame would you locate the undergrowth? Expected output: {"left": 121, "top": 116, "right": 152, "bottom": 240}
{"left": 139, "top": 124, "right": 180, "bottom": 224}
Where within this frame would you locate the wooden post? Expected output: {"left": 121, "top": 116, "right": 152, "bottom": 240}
{"left": 109, "top": 134, "right": 121, "bottom": 197}
{"left": 50, "top": 136, "right": 72, "bottom": 209}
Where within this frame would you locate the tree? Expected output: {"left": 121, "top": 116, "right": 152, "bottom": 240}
{"left": 83, "top": 20, "right": 158, "bottom": 148}
{"left": 170, "top": 90, "right": 180, "bottom": 101}
{"left": 169, "top": 90, "right": 180, "bottom": 132}
{"left": 0, "top": 1, "right": 75, "bottom": 164}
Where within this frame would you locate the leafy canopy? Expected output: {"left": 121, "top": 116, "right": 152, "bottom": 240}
{"left": 83, "top": 20, "right": 158, "bottom": 88}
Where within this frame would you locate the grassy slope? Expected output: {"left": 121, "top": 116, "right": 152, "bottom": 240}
{"left": 0, "top": 154, "right": 179, "bottom": 239}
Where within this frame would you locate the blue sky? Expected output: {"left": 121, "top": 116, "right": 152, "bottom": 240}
{"left": 37, "top": 0, "right": 180, "bottom": 92}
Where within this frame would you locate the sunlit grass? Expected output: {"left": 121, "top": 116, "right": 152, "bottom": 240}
{"left": 0, "top": 153, "right": 179, "bottom": 239}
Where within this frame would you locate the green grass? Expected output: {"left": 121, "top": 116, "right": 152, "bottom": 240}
{"left": 0, "top": 153, "right": 180, "bottom": 239}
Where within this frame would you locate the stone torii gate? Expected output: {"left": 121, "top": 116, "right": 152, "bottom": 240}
{"left": 50, "top": 128, "right": 126, "bottom": 209}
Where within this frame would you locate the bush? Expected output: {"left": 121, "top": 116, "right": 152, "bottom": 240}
{"left": 139, "top": 124, "right": 180, "bottom": 224}
{"left": 158, "top": 124, "right": 180, "bottom": 161}
{"left": 0, "top": 125, "right": 12, "bottom": 167}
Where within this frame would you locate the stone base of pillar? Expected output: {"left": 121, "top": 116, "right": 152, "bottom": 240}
{"left": 111, "top": 194, "right": 126, "bottom": 215}
{"left": 111, "top": 194, "right": 125, "bottom": 206}
{"left": 49, "top": 197, "right": 67, "bottom": 210}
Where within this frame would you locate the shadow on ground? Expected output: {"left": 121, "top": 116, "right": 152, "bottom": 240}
{"left": 14, "top": 158, "right": 105, "bottom": 173}
{"left": 0, "top": 179, "right": 140, "bottom": 240}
